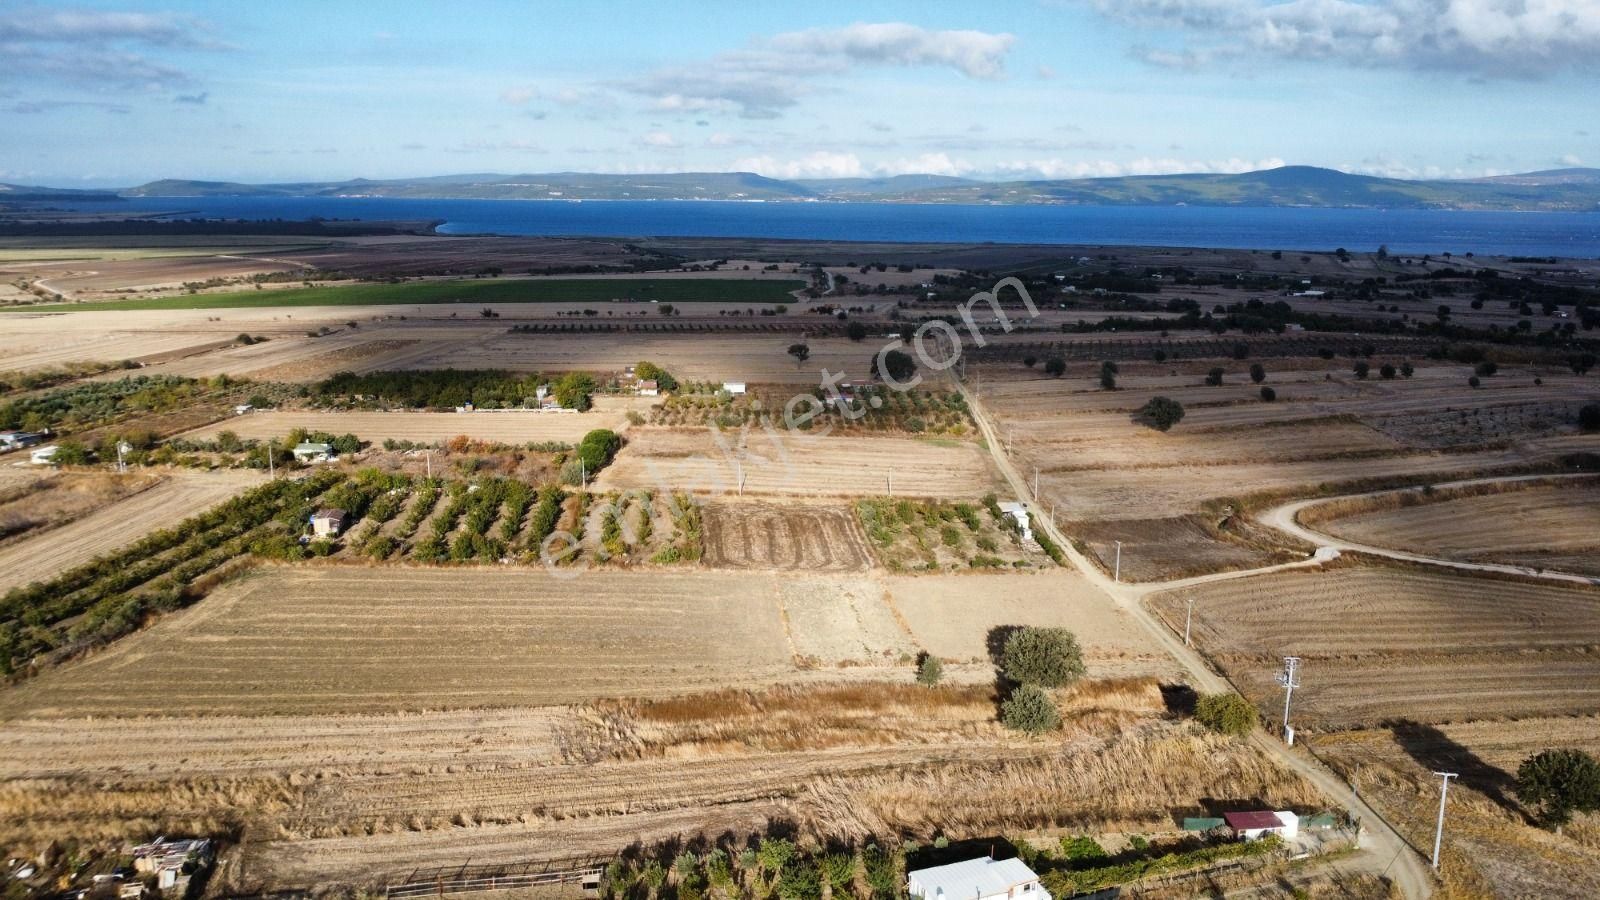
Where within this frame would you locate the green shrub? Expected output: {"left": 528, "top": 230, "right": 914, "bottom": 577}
{"left": 1002, "top": 684, "right": 1061, "bottom": 733}
{"left": 916, "top": 653, "right": 944, "bottom": 686}
{"left": 1195, "top": 692, "right": 1257, "bottom": 736}
{"left": 1061, "top": 835, "right": 1107, "bottom": 862}
{"left": 1138, "top": 396, "right": 1185, "bottom": 431}
{"left": 1002, "top": 626, "right": 1085, "bottom": 687}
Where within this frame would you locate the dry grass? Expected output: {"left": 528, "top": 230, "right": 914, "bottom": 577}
{"left": 1313, "top": 722, "right": 1600, "bottom": 900}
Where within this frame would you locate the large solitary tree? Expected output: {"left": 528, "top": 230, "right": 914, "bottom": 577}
{"left": 1138, "top": 396, "right": 1186, "bottom": 432}
{"left": 1001, "top": 626, "right": 1084, "bottom": 688}
{"left": 871, "top": 349, "right": 917, "bottom": 383}
{"left": 787, "top": 343, "right": 811, "bottom": 367}
{"left": 1518, "top": 748, "right": 1600, "bottom": 831}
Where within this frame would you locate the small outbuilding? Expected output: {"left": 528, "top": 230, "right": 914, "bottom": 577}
{"left": 234, "top": 403, "right": 254, "bottom": 415}
{"left": 293, "top": 442, "right": 334, "bottom": 463}
{"left": 997, "top": 501, "right": 1033, "bottom": 541}
{"left": 907, "top": 856, "right": 1049, "bottom": 900}
{"left": 310, "top": 508, "right": 350, "bottom": 538}
{"left": 637, "top": 379, "right": 660, "bottom": 397}
{"left": 1224, "top": 810, "right": 1300, "bottom": 841}
{"left": 722, "top": 381, "right": 747, "bottom": 395}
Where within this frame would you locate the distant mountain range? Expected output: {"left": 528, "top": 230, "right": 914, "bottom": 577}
{"left": 15, "top": 165, "right": 1600, "bottom": 211}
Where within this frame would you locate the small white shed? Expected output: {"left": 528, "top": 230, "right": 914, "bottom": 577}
{"left": 722, "top": 381, "right": 747, "bottom": 395}
{"left": 997, "top": 501, "right": 1032, "bottom": 541}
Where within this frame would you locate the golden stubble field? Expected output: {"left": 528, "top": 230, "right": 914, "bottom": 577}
{"left": 1310, "top": 479, "right": 1600, "bottom": 576}
{"left": 1147, "top": 564, "right": 1600, "bottom": 730}
{"left": 596, "top": 427, "right": 1001, "bottom": 499}
{"left": 973, "top": 360, "right": 1600, "bottom": 580}
{"left": 0, "top": 565, "right": 1170, "bottom": 718}
{"left": 0, "top": 563, "right": 1228, "bottom": 894}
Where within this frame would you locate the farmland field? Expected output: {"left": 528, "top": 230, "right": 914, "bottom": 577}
{"left": 1147, "top": 565, "right": 1600, "bottom": 729}
{"left": 178, "top": 397, "right": 652, "bottom": 445}
{"left": 1311, "top": 479, "right": 1600, "bottom": 575}
{"left": 596, "top": 427, "right": 1000, "bottom": 499}
{"left": 0, "top": 470, "right": 262, "bottom": 592}
{"left": 701, "top": 501, "right": 875, "bottom": 571}
{"left": 1, "top": 566, "right": 1173, "bottom": 718}
{"left": 8, "top": 276, "right": 808, "bottom": 312}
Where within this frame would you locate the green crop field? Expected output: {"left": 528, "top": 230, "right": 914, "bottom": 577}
{"left": 6, "top": 277, "right": 806, "bottom": 312}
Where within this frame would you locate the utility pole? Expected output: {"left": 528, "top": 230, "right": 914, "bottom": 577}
{"left": 424, "top": 448, "right": 432, "bottom": 479}
{"left": 1432, "top": 772, "right": 1458, "bottom": 871}
{"left": 267, "top": 439, "right": 275, "bottom": 479}
{"left": 1277, "top": 656, "right": 1302, "bottom": 744}
{"left": 115, "top": 441, "right": 130, "bottom": 475}
{"left": 1113, "top": 540, "right": 1123, "bottom": 583}
{"left": 1032, "top": 465, "right": 1039, "bottom": 501}
{"left": 1184, "top": 597, "right": 1196, "bottom": 647}
{"left": 887, "top": 471, "right": 892, "bottom": 497}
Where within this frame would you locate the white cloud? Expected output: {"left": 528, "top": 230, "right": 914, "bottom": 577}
{"left": 1559, "top": 153, "right": 1585, "bottom": 166}
{"left": 733, "top": 151, "right": 868, "bottom": 179}
{"left": 1085, "top": 0, "right": 1600, "bottom": 78}
{"left": 0, "top": 6, "right": 227, "bottom": 90}
{"left": 500, "top": 85, "right": 537, "bottom": 105}
{"left": 619, "top": 22, "right": 1016, "bottom": 118}
{"left": 640, "top": 130, "right": 679, "bottom": 148}
{"left": 767, "top": 22, "right": 1015, "bottom": 79}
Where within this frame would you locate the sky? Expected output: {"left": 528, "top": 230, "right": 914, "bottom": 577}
{"left": 2, "top": 0, "right": 1597, "bottom": 187}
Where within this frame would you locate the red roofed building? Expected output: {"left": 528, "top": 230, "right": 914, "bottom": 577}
{"left": 1223, "top": 810, "right": 1299, "bottom": 841}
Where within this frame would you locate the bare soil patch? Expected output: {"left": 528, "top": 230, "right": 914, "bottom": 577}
{"left": 701, "top": 501, "right": 874, "bottom": 571}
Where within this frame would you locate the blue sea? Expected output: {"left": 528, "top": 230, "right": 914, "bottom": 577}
{"left": 60, "top": 196, "right": 1600, "bottom": 258}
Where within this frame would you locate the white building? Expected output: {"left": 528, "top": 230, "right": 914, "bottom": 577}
{"left": 234, "top": 403, "right": 254, "bottom": 415}
{"left": 637, "top": 379, "right": 660, "bottom": 397}
{"left": 907, "top": 856, "right": 1049, "bottom": 900}
{"left": 722, "top": 381, "right": 747, "bottom": 395}
{"left": 310, "top": 508, "right": 350, "bottom": 538}
{"left": 30, "top": 444, "right": 59, "bottom": 465}
{"left": 292, "top": 442, "right": 334, "bottom": 463}
{"left": 997, "top": 501, "right": 1032, "bottom": 541}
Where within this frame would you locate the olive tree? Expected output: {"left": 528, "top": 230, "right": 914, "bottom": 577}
{"left": 1002, "top": 626, "right": 1084, "bottom": 688}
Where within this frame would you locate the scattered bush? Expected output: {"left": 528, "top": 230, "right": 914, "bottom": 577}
{"left": 1044, "top": 357, "right": 1066, "bottom": 377}
{"left": 1195, "top": 692, "right": 1257, "bottom": 736}
{"left": 1259, "top": 386, "right": 1276, "bottom": 402}
{"left": 916, "top": 653, "right": 944, "bottom": 686}
{"left": 1001, "top": 684, "right": 1061, "bottom": 733}
{"left": 1580, "top": 403, "right": 1600, "bottom": 432}
{"left": 1137, "top": 396, "right": 1185, "bottom": 432}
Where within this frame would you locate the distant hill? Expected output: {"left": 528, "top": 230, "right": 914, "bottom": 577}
{"left": 1468, "top": 168, "right": 1600, "bottom": 187}
{"left": 0, "top": 183, "right": 121, "bottom": 202}
{"left": 90, "top": 165, "right": 1600, "bottom": 210}
{"left": 793, "top": 174, "right": 978, "bottom": 197}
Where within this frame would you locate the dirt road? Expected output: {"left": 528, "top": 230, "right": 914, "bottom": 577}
{"left": 957, "top": 377, "right": 1438, "bottom": 900}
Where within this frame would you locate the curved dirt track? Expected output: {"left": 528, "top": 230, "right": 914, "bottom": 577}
{"left": 1258, "top": 473, "right": 1600, "bottom": 587}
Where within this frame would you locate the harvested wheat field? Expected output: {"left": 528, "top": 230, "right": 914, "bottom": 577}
{"left": 1312, "top": 479, "right": 1600, "bottom": 575}
{"left": 1148, "top": 565, "right": 1600, "bottom": 729}
{"left": 1312, "top": 718, "right": 1600, "bottom": 900}
{"left": 894, "top": 573, "right": 1181, "bottom": 681}
{"left": 0, "top": 469, "right": 262, "bottom": 592}
{"left": 0, "top": 679, "right": 1318, "bottom": 893}
{"left": 0, "top": 567, "right": 793, "bottom": 717}
{"left": 2, "top": 564, "right": 1174, "bottom": 718}
{"left": 178, "top": 397, "right": 651, "bottom": 445}
{"left": 597, "top": 428, "right": 999, "bottom": 499}
{"left": 701, "top": 500, "right": 875, "bottom": 571}
{"left": 978, "top": 365, "right": 1600, "bottom": 522}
